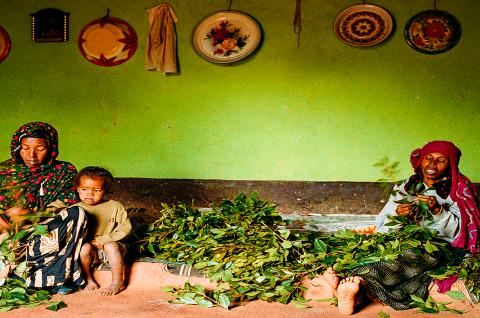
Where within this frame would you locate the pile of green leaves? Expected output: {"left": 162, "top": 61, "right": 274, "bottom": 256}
{"left": 0, "top": 212, "right": 65, "bottom": 312}
{"left": 134, "top": 193, "right": 469, "bottom": 310}
{"left": 136, "top": 193, "right": 306, "bottom": 307}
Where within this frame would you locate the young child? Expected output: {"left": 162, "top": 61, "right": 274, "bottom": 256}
{"left": 74, "top": 166, "right": 132, "bottom": 296}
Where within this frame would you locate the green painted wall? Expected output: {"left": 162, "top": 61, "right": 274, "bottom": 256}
{"left": 1, "top": 0, "right": 479, "bottom": 182}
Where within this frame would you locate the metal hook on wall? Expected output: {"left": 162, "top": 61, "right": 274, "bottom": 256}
{"left": 294, "top": 0, "right": 302, "bottom": 47}
{"left": 102, "top": 8, "right": 110, "bottom": 19}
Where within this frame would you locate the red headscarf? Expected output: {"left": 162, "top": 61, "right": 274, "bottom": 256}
{"left": 410, "top": 141, "right": 480, "bottom": 253}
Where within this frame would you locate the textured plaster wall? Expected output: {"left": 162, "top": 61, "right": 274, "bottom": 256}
{"left": 0, "top": 0, "right": 479, "bottom": 182}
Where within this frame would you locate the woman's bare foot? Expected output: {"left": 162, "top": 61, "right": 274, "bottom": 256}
{"left": 98, "top": 280, "right": 126, "bottom": 296}
{"left": 324, "top": 267, "right": 340, "bottom": 296}
{"left": 337, "top": 276, "right": 364, "bottom": 315}
{"left": 85, "top": 280, "right": 99, "bottom": 290}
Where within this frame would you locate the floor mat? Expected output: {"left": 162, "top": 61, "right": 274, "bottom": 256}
{"left": 135, "top": 257, "right": 208, "bottom": 277}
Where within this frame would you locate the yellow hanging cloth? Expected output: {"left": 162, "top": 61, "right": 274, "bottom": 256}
{"left": 146, "top": 2, "right": 178, "bottom": 73}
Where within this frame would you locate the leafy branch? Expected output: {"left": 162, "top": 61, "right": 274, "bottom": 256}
{"left": 0, "top": 210, "right": 62, "bottom": 312}
{"left": 373, "top": 156, "right": 400, "bottom": 184}
{"left": 410, "top": 295, "right": 464, "bottom": 314}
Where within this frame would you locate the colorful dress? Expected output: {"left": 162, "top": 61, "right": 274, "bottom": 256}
{"left": 0, "top": 122, "right": 87, "bottom": 288}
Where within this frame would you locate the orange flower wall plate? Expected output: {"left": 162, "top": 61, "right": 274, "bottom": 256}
{"left": 333, "top": 4, "right": 393, "bottom": 47}
{"left": 404, "top": 10, "right": 461, "bottom": 54}
{"left": 78, "top": 17, "right": 137, "bottom": 66}
{"left": 0, "top": 26, "right": 11, "bottom": 63}
{"left": 192, "top": 11, "right": 262, "bottom": 64}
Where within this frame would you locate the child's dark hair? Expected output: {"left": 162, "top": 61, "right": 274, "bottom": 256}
{"left": 74, "top": 166, "right": 114, "bottom": 193}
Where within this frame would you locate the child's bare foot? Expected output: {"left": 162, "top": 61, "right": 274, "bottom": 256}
{"left": 85, "top": 280, "right": 99, "bottom": 290}
{"left": 98, "top": 280, "right": 126, "bottom": 296}
{"left": 337, "top": 276, "right": 364, "bottom": 315}
{"left": 324, "top": 267, "right": 340, "bottom": 296}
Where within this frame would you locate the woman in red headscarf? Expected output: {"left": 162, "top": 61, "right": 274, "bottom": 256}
{"left": 0, "top": 122, "right": 87, "bottom": 295}
{"left": 377, "top": 140, "right": 480, "bottom": 251}
{"left": 325, "top": 141, "right": 480, "bottom": 315}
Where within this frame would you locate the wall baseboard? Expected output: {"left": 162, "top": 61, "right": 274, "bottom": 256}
{"left": 109, "top": 178, "right": 401, "bottom": 215}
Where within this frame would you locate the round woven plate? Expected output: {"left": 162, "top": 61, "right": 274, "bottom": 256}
{"left": 192, "top": 10, "right": 261, "bottom": 64}
{"left": 0, "top": 26, "right": 11, "bottom": 63}
{"left": 78, "top": 17, "right": 137, "bottom": 66}
{"left": 404, "top": 10, "right": 461, "bottom": 54}
{"left": 333, "top": 4, "right": 394, "bottom": 47}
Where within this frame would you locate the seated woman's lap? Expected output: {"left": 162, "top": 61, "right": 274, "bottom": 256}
{"left": 25, "top": 206, "right": 87, "bottom": 288}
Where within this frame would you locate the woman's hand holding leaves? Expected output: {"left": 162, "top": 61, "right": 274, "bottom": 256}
{"left": 416, "top": 195, "right": 442, "bottom": 215}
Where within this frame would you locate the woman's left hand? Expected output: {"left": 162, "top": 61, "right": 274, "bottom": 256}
{"left": 0, "top": 215, "right": 10, "bottom": 231}
{"left": 417, "top": 195, "right": 442, "bottom": 215}
{"left": 5, "top": 207, "right": 30, "bottom": 225}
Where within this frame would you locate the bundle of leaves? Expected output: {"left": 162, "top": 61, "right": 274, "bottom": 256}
{"left": 134, "top": 193, "right": 470, "bottom": 310}
{"left": 373, "top": 158, "right": 432, "bottom": 221}
{"left": 392, "top": 180, "right": 435, "bottom": 221}
{"left": 0, "top": 212, "right": 65, "bottom": 312}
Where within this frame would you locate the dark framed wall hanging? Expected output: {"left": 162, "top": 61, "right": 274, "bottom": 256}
{"left": 30, "top": 8, "right": 70, "bottom": 42}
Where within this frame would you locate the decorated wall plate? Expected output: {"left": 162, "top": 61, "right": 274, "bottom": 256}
{"left": 0, "top": 25, "right": 11, "bottom": 63}
{"left": 192, "top": 10, "right": 261, "bottom": 64}
{"left": 333, "top": 4, "right": 394, "bottom": 47}
{"left": 78, "top": 17, "right": 137, "bottom": 66}
{"left": 404, "top": 10, "right": 461, "bottom": 54}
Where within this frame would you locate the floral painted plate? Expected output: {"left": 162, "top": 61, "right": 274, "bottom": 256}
{"left": 404, "top": 10, "right": 461, "bottom": 54}
{"left": 192, "top": 10, "right": 261, "bottom": 64}
{"left": 333, "top": 4, "right": 394, "bottom": 47}
{"left": 0, "top": 25, "right": 11, "bottom": 63}
{"left": 78, "top": 17, "right": 137, "bottom": 66}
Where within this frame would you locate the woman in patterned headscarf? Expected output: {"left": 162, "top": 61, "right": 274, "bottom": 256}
{"left": 0, "top": 122, "right": 87, "bottom": 294}
{"left": 325, "top": 141, "right": 480, "bottom": 315}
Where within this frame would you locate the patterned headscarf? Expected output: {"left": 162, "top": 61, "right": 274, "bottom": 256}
{"left": 0, "top": 122, "right": 78, "bottom": 212}
{"left": 410, "top": 140, "right": 480, "bottom": 253}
